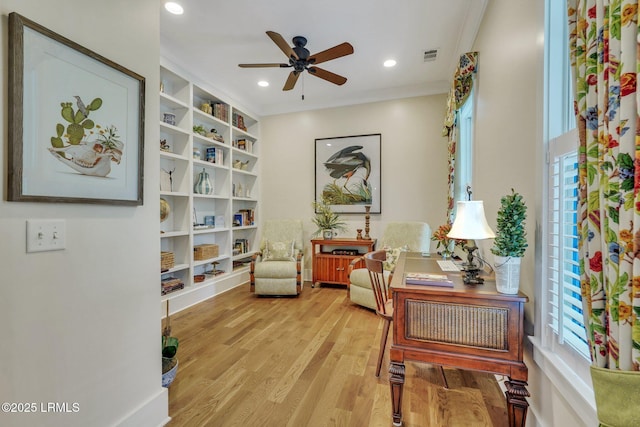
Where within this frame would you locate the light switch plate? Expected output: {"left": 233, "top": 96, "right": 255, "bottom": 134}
{"left": 26, "top": 219, "right": 66, "bottom": 253}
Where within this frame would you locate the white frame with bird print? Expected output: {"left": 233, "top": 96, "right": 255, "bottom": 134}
{"left": 315, "top": 134, "right": 381, "bottom": 214}
{"left": 7, "top": 13, "right": 145, "bottom": 205}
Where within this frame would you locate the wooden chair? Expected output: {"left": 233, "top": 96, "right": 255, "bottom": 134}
{"left": 364, "top": 251, "right": 448, "bottom": 387}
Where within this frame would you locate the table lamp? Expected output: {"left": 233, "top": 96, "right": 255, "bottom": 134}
{"left": 447, "top": 200, "right": 495, "bottom": 285}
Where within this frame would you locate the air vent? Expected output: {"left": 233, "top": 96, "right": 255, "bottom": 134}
{"left": 423, "top": 49, "right": 438, "bottom": 62}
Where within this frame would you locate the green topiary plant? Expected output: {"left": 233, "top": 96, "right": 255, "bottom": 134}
{"left": 491, "top": 189, "right": 528, "bottom": 257}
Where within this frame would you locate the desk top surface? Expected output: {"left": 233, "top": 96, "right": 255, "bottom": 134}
{"left": 390, "top": 252, "right": 528, "bottom": 302}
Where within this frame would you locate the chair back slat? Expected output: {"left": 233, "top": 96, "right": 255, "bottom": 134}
{"left": 364, "top": 250, "right": 391, "bottom": 316}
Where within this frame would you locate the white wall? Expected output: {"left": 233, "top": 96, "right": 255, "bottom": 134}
{"left": 472, "top": 0, "right": 594, "bottom": 425}
{"left": 0, "top": 1, "right": 166, "bottom": 426}
{"left": 260, "top": 95, "right": 449, "bottom": 273}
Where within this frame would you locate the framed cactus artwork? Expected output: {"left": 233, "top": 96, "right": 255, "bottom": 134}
{"left": 7, "top": 13, "right": 145, "bottom": 205}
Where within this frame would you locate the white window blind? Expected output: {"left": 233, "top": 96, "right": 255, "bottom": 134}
{"left": 547, "top": 129, "right": 589, "bottom": 359}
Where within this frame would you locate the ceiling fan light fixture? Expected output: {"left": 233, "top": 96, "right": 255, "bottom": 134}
{"left": 164, "top": 2, "right": 184, "bottom": 15}
{"left": 257, "top": 81, "right": 269, "bottom": 87}
{"left": 384, "top": 59, "right": 397, "bottom": 68}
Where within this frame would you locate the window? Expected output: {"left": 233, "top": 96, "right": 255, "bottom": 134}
{"left": 543, "top": 0, "right": 590, "bottom": 371}
{"left": 547, "top": 130, "right": 589, "bottom": 359}
{"left": 454, "top": 89, "right": 474, "bottom": 203}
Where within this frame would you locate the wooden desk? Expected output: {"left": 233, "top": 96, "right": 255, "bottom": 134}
{"left": 311, "top": 238, "right": 376, "bottom": 287}
{"left": 389, "top": 252, "right": 529, "bottom": 427}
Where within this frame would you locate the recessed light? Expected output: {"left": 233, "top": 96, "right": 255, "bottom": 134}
{"left": 258, "top": 81, "right": 269, "bottom": 87}
{"left": 384, "top": 59, "right": 397, "bottom": 68}
{"left": 165, "top": 2, "right": 184, "bottom": 15}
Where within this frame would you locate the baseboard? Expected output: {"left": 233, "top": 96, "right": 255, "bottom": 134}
{"left": 114, "top": 387, "right": 169, "bottom": 427}
{"left": 162, "top": 269, "right": 250, "bottom": 316}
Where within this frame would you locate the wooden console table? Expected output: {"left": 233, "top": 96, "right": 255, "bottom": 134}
{"left": 311, "top": 238, "right": 375, "bottom": 287}
{"left": 389, "top": 252, "right": 529, "bottom": 426}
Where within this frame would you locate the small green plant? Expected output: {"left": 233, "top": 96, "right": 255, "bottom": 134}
{"left": 193, "top": 125, "right": 206, "bottom": 135}
{"left": 491, "top": 189, "right": 528, "bottom": 257}
{"left": 312, "top": 198, "right": 347, "bottom": 237}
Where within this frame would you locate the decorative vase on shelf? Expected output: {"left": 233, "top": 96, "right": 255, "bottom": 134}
{"left": 194, "top": 168, "right": 213, "bottom": 195}
{"left": 323, "top": 229, "right": 334, "bottom": 239}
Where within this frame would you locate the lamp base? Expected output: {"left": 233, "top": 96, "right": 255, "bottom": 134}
{"left": 462, "top": 266, "right": 484, "bottom": 285}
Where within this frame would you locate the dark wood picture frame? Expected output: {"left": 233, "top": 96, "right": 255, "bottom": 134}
{"left": 315, "top": 133, "right": 381, "bottom": 214}
{"left": 8, "top": 12, "right": 145, "bottom": 205}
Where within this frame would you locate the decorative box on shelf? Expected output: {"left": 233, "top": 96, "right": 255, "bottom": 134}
{"left": 161, "top": 251, "right": 175, "bottom": 271}
{"left": 194, "top": 244, "right": 219, "bottom": 260}
{"left": 161, "top": 277, "right": 184, "bottom": 295}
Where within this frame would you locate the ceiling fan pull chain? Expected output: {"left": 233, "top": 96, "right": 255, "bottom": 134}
{"left": 302, "top": 73, "right": 305, "bottom": 100}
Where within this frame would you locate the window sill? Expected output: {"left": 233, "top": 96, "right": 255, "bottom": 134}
{"left": 529, "top": 336, "right": 597, "bottom": 426}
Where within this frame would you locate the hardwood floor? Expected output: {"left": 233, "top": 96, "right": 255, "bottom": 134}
{"left": 166, "top": 282, "right": 508, "bottom": 426}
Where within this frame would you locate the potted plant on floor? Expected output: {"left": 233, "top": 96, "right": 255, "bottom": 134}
{"left": 490, "top": 189, "right": 528, "bottom": 294}
{"left": 162, "top": 302, "right": 179, "bottom": 388}
{"left": 312, "top": 197, "right": 347, "bottom": 239}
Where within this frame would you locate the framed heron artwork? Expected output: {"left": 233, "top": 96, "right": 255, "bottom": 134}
{"left": 7, "top": 13, "right": 145, "bottom": 205}
{"left": 315, "top": 134, "right": 381, "bottom": 214}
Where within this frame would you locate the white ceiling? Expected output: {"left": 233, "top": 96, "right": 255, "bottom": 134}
{"left": 160, "top": 0, "right": 488, "bottom": 117}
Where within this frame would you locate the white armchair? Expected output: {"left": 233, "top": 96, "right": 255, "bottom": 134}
{"left": 250, "top": 219, "right": 304, "bottom": 296}
{"left": 348, "top": 222, "right": 431, "bottom": 309}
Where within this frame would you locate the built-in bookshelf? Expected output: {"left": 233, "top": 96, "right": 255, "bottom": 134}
{"left": 160, "top": 61, "right": 259, "bottom": 313}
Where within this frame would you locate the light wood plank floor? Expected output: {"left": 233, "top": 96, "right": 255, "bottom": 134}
{"left": 166, "top": 283, "right": 508, "bottom": 426}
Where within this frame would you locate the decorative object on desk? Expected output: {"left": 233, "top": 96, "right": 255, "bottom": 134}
{"left": 356, "top": 229, "right": 363, "bottom": 239}
{"left": 162, "top": 301, "right": 179, "bottom": 387}
{"left": 490, "top": 189, "right": 527, "bottom": 294}
{"left": 160, "top": 198, "right": 170, "bottom": 222}
{"left": 311, "top": 197, "right": 347, "bottom": 238}
{"left": 194, "top": 168, "right": 213, "bottom": 195}
{"left": 364, "top": 205, "right": 371, "bottom": 239}
{"left": 405, "top": 272, "right": 454, "bottom": 287}
{"left": 431, "top": 223, "right": 464, "bottom": 259}
{"left": 447, "top": 200, "right": 495, "bottom": 285}
{"left": 315, "top": 134, "right": 381, "bottom": 214}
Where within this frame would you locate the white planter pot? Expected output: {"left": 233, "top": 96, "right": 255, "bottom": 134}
{"left": 494, "top": 256, "right": 522, "bottom": 294}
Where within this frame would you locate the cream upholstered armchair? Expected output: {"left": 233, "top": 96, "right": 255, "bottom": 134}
{"left": 348, "top": 221, "right": 431, "bottom": 309}
{"left": 250, "top": 219, "right": 304, "bottom": 296}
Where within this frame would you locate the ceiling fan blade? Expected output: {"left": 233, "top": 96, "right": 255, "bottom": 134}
{"left": 238, "top": 63, "right": 290, "bottom": 68}
{"left": 307, "top": 67, "right": 347, "bottom": 86}
{"left": 308, "top": 42, "right": 354, "bottom": 65}
{"left": 283, "top": 71, "right": 300, "bottom": 91}
{"left": 266, "top": 31, "right": 298, "bottom": 60}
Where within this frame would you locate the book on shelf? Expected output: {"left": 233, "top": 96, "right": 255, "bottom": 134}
{"left": 206, "top": 146, "right": 224, "bottom": 165}
{"left": 233, "top": 209, "right": 254, "bottom": 226}
{"left": 404, "top": 272, "right": 454, "bottom": 287}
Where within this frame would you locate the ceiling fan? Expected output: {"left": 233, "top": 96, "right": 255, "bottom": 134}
{"left": 238, "top": 31, "right": 354, "bottom": 91}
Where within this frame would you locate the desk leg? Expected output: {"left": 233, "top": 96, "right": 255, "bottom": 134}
{"left": 505, "top": 379, "right": 529, "bottom": 427}
{"left": 389, "top": 361, "right": 405, "bottom": 426}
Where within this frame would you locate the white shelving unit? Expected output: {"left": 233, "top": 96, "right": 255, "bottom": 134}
{"left": 160, "top": 63, "right": 259, "bottom": 313}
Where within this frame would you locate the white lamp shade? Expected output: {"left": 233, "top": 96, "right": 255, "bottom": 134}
{"left": 447, "top": 201, "right": 495, "bottom": 240}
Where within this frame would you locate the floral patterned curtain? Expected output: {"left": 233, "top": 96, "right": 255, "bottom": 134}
{"left": 442, "top": 52, "right": 478, "bottom": 218}
{"left": 568, "top": 0, "right": 640, "bottom": 371}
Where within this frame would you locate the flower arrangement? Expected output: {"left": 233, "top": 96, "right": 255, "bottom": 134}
{"left": 312, "top": 198, "right": 347, "bottom": 237}
{"left": 431, "top": 223, "right": 465, "bottom": 256}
